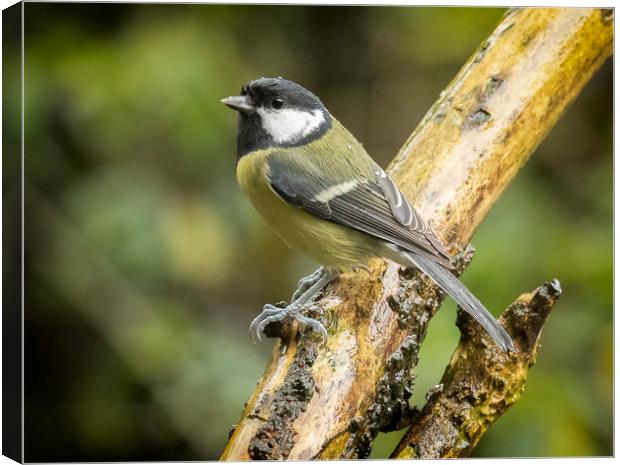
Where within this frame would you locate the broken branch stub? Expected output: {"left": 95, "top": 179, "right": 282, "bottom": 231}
{"left": 391, "top": 280, "right": 562, "bottom": 458}
{"left": 221, "top": 7, "right": 612, "bottom": 460}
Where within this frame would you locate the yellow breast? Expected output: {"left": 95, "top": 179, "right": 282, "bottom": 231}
{"left": 236, "top": 150, "right": 376, "bottom": 271}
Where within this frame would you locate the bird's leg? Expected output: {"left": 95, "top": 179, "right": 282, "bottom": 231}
{"left": 250, "top": 268, "right": 337, "bottom": 344}
{"left": 291, "top": 266, "right": 325, "bottom": 302}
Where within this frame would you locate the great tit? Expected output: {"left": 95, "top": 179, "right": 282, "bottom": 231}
{"left": 221, "top": 77, "right": 514, "bottom": 352}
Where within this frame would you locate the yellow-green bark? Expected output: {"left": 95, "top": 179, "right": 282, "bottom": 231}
{"left": 221, "top": 7, "right": 612, "bottom": 460}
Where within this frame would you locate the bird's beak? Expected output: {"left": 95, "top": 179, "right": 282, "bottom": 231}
{"left": 220, "top": 95, "right": 255, "bottom": 113}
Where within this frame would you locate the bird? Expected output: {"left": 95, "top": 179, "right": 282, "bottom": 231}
{"left": 221, "top": 77, "right": 514, "bottom": 352}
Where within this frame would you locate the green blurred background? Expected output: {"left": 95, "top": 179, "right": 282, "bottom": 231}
{"left": 16, "top": 4, "right": 611, "bottom": 461}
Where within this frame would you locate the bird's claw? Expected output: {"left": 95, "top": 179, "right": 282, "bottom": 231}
{"left": 249, "top": 304, "right": 284, "bottom": 343}
{"left": 295, "top": 313, "right": 328, "bottom": 343}
{"left": 249, "top": 302, "right": 328, "bottom": 344}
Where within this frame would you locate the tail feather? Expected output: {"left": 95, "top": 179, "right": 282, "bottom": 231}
{"left": 399, "top": 250, "right": 515, "bottom": 352}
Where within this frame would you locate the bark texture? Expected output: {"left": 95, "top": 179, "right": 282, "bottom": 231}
{"left": 221, "top": 7, "right": 612, "bottom": 460}
{"left": 391, "top": 279, "right": 562, "bottom": 458}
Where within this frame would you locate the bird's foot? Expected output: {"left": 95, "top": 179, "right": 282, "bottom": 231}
{"left": 291, "top": 266, "right": 325, "bottom": 301}
{"left": 249, "top": 302, "right": 327, "bottom": 344}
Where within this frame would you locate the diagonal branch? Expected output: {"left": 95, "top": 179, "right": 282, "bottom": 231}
{"left": 221, "top": 7, "right": 612, "bottom": 460}
{"left": 391, "top": 279, "right": 562, "bottom": 458}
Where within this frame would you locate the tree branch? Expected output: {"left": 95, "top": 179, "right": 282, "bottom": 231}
{"left": 221, "top": 7, "right": 612, "bottom": 460}
{"left": 391, "top": 279, "right": 562, "bottom": 458}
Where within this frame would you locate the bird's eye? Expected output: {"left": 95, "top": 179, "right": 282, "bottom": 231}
{"left": 271, "top": 97, "right": 284, "bottom": 110}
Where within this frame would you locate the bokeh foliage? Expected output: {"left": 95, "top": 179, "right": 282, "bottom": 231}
{"left": 19, "top": 4, "right": 611, "bottom": 460}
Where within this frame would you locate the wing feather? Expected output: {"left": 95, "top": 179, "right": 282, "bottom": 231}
{"left": 267, "top": 154, "right": 454, "bottom": 269}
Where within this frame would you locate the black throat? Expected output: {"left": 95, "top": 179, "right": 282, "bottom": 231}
{"left": 235, "top": 111, "right": 332, "bottom": 160}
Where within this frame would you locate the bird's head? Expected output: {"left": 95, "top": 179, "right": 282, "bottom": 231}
{"left": 221, "top": 77, "right": 331, "bottom": 157}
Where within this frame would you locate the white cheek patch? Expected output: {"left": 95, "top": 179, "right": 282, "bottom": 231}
{"left": 257, "top": 107, "right": 326, "bottom": 144}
